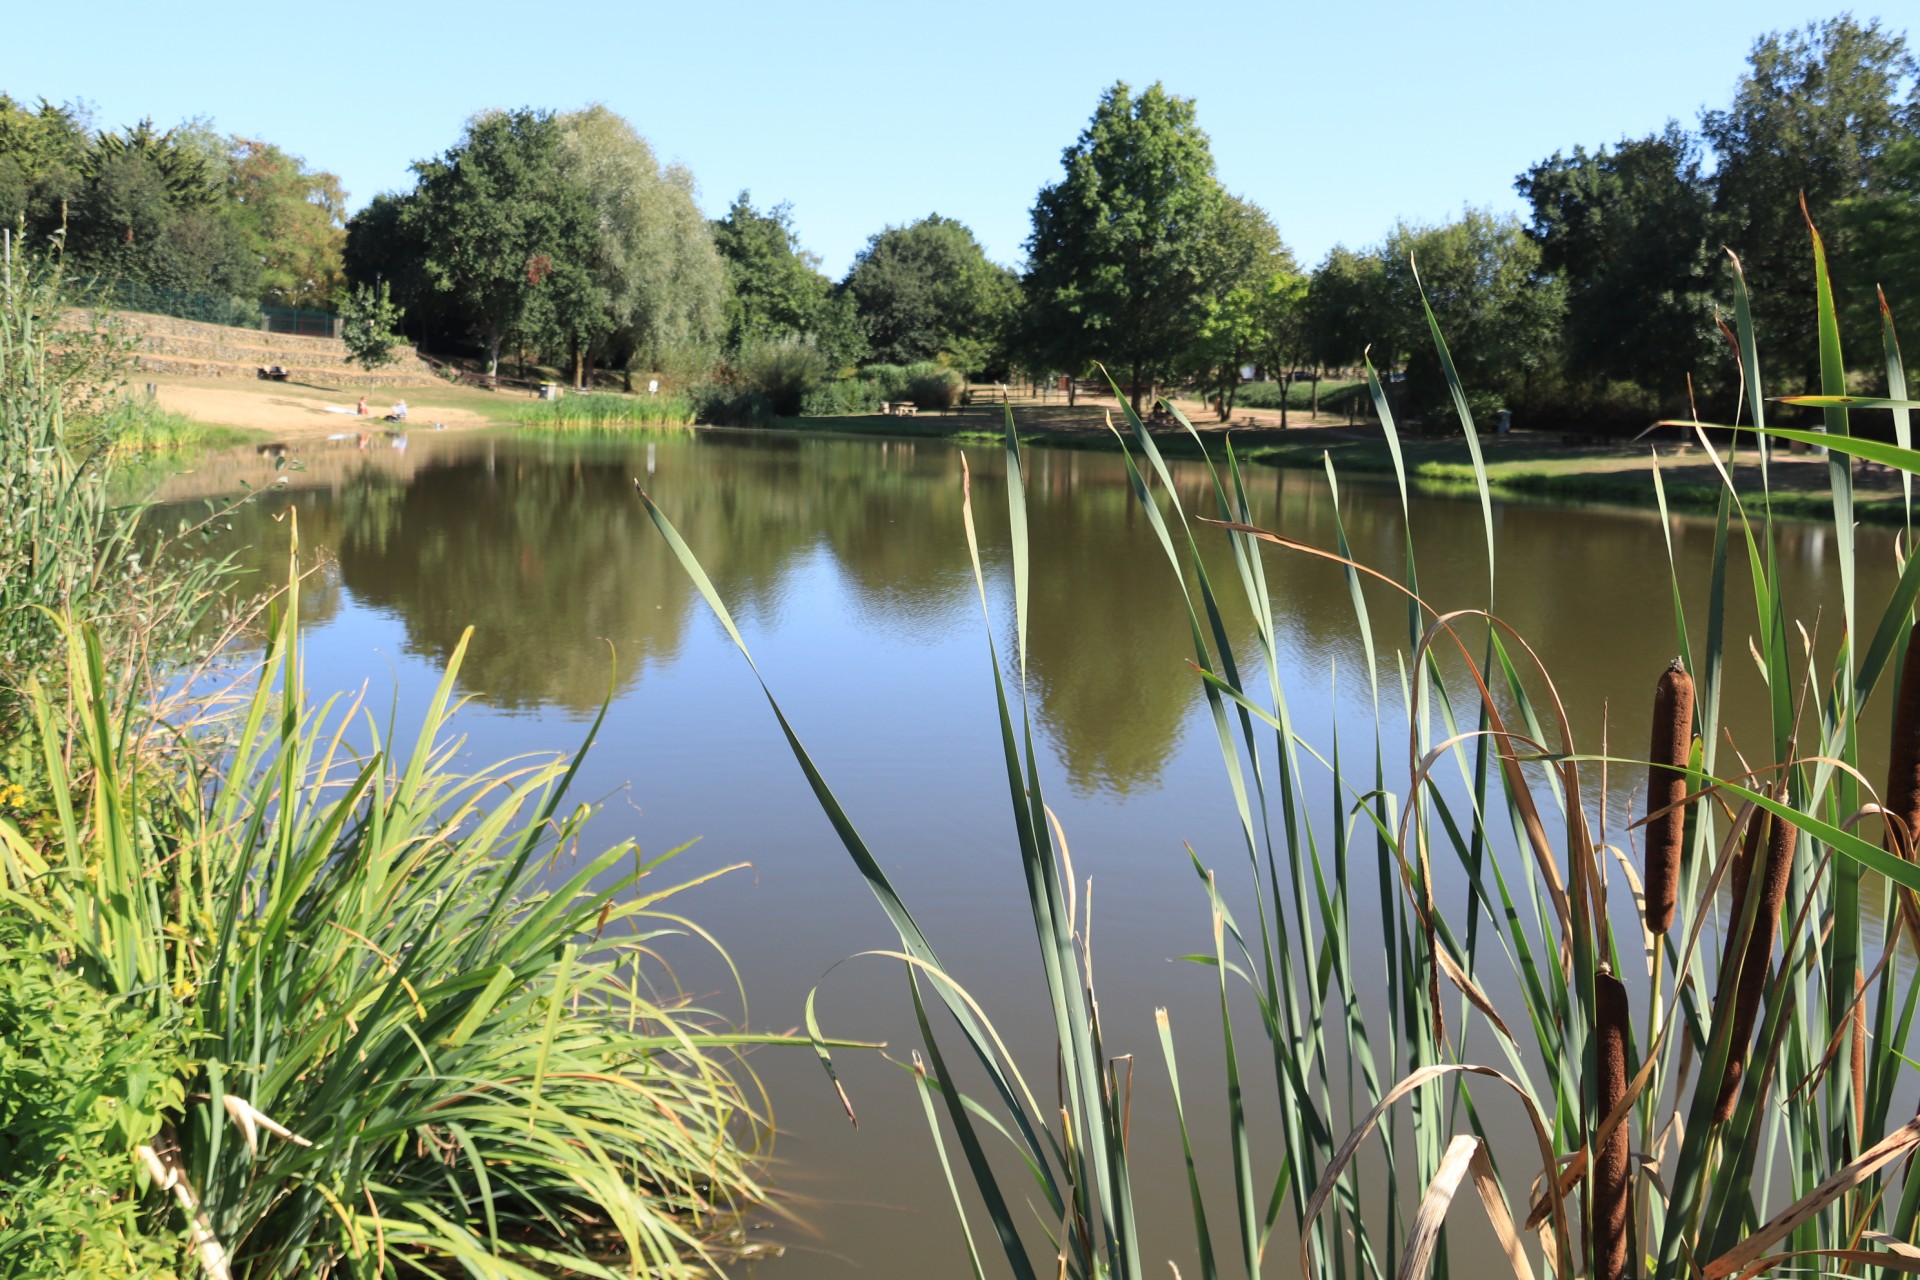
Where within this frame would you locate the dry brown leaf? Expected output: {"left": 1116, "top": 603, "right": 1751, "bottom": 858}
{"left": 1396, "top": 1136, "right": 1482, "bottom": 1280}
{"left": 1702, "top": 1113, "right": 1920, "bottom": 1278}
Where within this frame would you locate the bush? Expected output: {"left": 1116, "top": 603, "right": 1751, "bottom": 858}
{"left": 800, "top": 378, "right": 884, "bottom": 417}
{"left": 901, "top": 362, "right": 964, "bottom": 409}
{"left": 733, "top": 334, "right": 829, "bottom": 417}
{"left": 689, "top": 379, "right": 772, "bottom": 427}
{"left": 0, "top": 924, "right": 187, "bottom": 1277}
{"left": 804, "top": 362, "right": 963, "bottom": 416}
{"left": 2, "top": 571, "right": 786, "bottom": 1277}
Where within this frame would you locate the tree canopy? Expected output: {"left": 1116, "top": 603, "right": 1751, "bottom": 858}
{"left": 0, "top": 96, "right": 346, "bottom": 309}
{"left": 1702, "top": 15, "right": 1920, "bottom": 378}
{"left": 1021, "top": 81, "right": 1231, "bottom": 408}
{"left": 842, "top": 215, "right": 1018, "bottom": 373}
{"left": 711, "top": 192, "right": 865, "bottom": 373}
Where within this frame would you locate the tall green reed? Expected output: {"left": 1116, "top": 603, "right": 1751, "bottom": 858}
{"left": 644, "top": 212, "right": 1920, "bottom": 1278}
{"left": 509, "top": 390, "right": 696, "bottom": 430}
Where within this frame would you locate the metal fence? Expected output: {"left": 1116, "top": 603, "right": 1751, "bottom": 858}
{"left": 91, "top": 280, "right": 338, "bottom": 338}
{"left": 261, "top": 306, "right": 341, "bottom": 339}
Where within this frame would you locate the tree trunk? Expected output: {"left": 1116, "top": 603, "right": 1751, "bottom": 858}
{"left": 1067, "top": 377, "right": 1076, "bottom": 407}
{"left": 1281, "top": 374, "right": 1290, "bottom": 430}
{"left": 572, "top": 338, "right": 584, "bottom": 391}
{"left": 1311, "top": 370, "right": 1321, "bottom": 416}
{"left": 485, "top": 330, "right": 502, "bottom": 378}
{"left": 1130, "top": 361, "right": 1144, "bottom": 415}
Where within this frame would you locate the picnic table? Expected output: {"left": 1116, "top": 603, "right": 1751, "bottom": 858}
{"left": 879, "top": 401, "right": 918, "bottom": 417}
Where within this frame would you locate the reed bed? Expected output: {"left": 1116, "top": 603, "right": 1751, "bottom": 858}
{"left": 508, "top": 389, "right": 695, "bottom": 430}
{"left": 647, "top": 212, "right": 1920, "bottom": 1277}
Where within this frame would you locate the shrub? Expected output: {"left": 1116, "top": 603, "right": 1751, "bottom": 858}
{"left": 3, "top": 570, "right": 791, "bottom": 1277}
{"left": 689, "top": 379, "right": 771, "bottom": 427}
{"left": 800, "top": 378, "right": 884, "bottom": 416}
{"left": 733, "top": 334, "right": 828, "bottom": 416}
{"left": 901, "top": 361, "right": 964, "bottom": 409}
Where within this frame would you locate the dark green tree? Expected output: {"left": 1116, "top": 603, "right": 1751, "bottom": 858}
{"left": 1836, "top": 135, "right": 1920, "bottom": 345}
{"left": 710, "top": 192, "right": 865, "bottom": 372}
{"left": 401, "top": 110, "right": 597, "bottom": 377}
{"left": 1517, "top": 123, "right": 1716, "bottom": 404}
{"left": 1702, "top": 16, "right": 1920, "bottom": 382}
{"left": 1379, "top": 211, "right": 1566, "bottom": 425}
{"left": 0, "top": 96, "right": 91, "bottom": 238}
{"left": 842, "top": 214, "right": 1019, "bottom": 372}
{"left": 1306, "top": 245, "right": 1392, "bottom": 373}
{"left": 1021, "top": 81, "right": 1228, "bottom": 410}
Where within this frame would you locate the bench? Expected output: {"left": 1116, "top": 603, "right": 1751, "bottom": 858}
{"left": 257, "top": 365, "right": 291, "bottom": 381}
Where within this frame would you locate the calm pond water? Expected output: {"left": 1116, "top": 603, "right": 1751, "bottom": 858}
{"left": 155, "top": 428, "right": 1898, "bottom": 1276}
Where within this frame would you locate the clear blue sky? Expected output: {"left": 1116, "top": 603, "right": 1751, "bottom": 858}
{"left": 1, "top": 1, "right": 1889, "bottom": 277}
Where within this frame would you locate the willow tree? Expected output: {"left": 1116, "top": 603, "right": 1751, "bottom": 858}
{"left": 555, "top": 105, "right": 726, "bottom": 389}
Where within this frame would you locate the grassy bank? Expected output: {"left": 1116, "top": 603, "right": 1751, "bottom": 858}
{"left": 769, "top": 400, "right": 1898, "bottom": 524}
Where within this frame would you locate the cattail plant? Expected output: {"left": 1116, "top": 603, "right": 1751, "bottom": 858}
{"left": 1593, "top": 969, "right": 1631, "bottom": 1280}
{"left": 1715, "top": 789, "right": 1798, "bottom": 1122}
{"left": 1643, "top": 657, "right": 1694, "bottom": 933}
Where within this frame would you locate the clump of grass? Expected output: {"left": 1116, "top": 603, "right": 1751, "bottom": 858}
{"left": 2, "top": 548, "right": 801, "bottom": 1276}
{"left": 99, "top": 397, "right": 255, "bottom": 454}
{"left": 509, "top": 390, "right": 695, "bottom": 429}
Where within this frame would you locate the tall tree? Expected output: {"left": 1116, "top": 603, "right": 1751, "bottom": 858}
{"left": 843, "top": 214, "right": 1018, "bottom": 372}
{"left": 711, "top": 193, "right": 865, "bottom": 372}
{"left": 1021, "top": 81, "right": 1228, "bottom": 410}
{"left": 1702, "top": 16, "right": 1920, "bottom": 382}
{"left": 0, "top": 96, "right": 91, "bottom": 238}
{"left": 401, "top": 109, "right": 597, "bottom": 376}
{"left": 555, "top": 106, "right": 727, "bottom": 388}
{"left": 1517, "top": 123, "right": 1716, "bottom": 404}
{"left": 1184, "top": 195, "right": 1295, "bottom": 419}
{"left": 226, "top": 139, "right": 348, "bottom": 309}
{"left": 1306, "top": 245, "right": 1392, "bottom": 374}
{"left": 1837, "top": 135, "right": 1920, "bottom": 346}
{"left": 1379, "top": 210, "right": 1566, "bottom": 424}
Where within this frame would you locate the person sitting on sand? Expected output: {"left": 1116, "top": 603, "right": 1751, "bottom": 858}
{"left": 387, "top": 399, "right": 408, "bottom": 422}
{"left": 357, "top": 396, "right": 368, "bottom": 416}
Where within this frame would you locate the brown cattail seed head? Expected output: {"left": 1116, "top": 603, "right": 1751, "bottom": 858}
{"left": 1886, "top": 621, "right": 1920, "bottom": 859}
{"left": 1715, "top": 794, "right": 1797, "bottom": 1122}
{"left": 1593, "top": 970, "right": 1632, "bottom": 1280}
{"left": 1644, "top": 657, "right": 1695, "bottom": 934}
